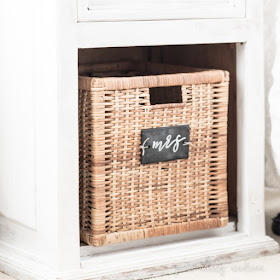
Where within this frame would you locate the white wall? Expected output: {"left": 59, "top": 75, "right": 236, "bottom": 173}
{"left": 264, "top": 0, "right": 280, "bottom": 188}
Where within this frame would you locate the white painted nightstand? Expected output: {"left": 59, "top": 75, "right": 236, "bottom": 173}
{"left": 0, "top": 0, "right": 278, "bottom": 279}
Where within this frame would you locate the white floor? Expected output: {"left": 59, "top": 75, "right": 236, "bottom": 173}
{"left": 1, "top": 188, "right": 280, "bottom": 280}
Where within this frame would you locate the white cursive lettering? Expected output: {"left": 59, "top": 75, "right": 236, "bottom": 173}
{"left": 143, "top": 134, "right": 187, "bottom": 154}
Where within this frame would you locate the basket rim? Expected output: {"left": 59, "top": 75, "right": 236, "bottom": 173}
{"left": 78, "top": 61, "right": 229, "bottom": 91}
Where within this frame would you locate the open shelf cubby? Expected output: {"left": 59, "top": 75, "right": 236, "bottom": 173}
{"left": 78, "top": 43, "right": 237, "bottom": 254}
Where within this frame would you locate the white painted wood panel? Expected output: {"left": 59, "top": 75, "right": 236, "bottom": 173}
{"left": 77, "top": 19, "right": 248, "bottom": 48}
{"left": 0, "top": 0, "right": 36, "bottom": 229}
{"left": 78, "top": 0, "right": 246, "bottom": 22}
{"left": 236, "top": 0, "right": 266, "bottom": 236}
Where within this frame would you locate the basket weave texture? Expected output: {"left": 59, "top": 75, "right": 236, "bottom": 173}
{"left": 79, "top": 62, "right": 229, "bottom": 246}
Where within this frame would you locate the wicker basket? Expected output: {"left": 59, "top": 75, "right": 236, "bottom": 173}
{"left": 79, "top": 61, "right": 229, "bottom": 247}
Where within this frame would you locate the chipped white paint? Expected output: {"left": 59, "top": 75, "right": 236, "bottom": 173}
{"left": 0, "top": 233, "right": 278, "bottom": 280}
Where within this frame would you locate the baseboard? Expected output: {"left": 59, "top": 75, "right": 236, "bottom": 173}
{"left": 1, "top": 233, "right": 278, "bottom": 280}
{"left": 0, "top": 241, "right": 55, "bottom": 280}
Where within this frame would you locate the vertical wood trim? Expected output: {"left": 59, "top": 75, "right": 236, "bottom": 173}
{"left": 236, "top": 0, "right": 265, "bottom": 236}
{"left": 56, "top": 0, "right": 81, "bottom": 271}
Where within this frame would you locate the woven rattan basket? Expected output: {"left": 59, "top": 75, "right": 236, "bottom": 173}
{"left": 79, "top": 61, "right": 229, "bottom": 247}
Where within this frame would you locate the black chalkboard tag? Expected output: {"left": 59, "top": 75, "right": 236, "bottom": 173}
{"left": 140, "top": 125, "right": 189, "bottom": 165}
